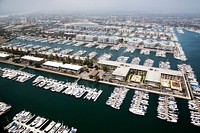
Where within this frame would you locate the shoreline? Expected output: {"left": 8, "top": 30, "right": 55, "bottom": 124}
{"left": 0, "top": 60, "right": 191, "bottom": 100}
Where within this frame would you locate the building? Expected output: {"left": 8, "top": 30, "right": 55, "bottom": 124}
{"left": 42, "top": 61, "right": 83, "bottom": 74}
{"left": 97, "top": 36, "right": 109, "bottom": 43}
{"left": 144, "top": 68, "right": 161, "bottom": 87}
{"left": 42, "top": 61, "right": 62, "bottom": 71}
{"left": 21, "top": 55, "right": 44, "bottom": 64}
{"left": 112, "top": 66, "right": 130, "bottom": 81}
{"left": 98, "top": 60, "right": 188, "bottom": 92}
{"left": 0, "top": 53, "right": 10, "bottom": 60}
{"left": 85, "top": 35, "right": 97, "bottom": 42}
{"left": 60, "top": 64, "right": 83, "bottom": 74}
{"left": 108, "top": 36, "right": 120, "bottom": 44}
{"left": 76, "top": 34, "right": 85, "bottom": 41}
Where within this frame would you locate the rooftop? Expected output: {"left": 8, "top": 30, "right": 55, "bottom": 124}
{"left": 21, "top": 55, "right": 44, "bottom": 62}
{"left": 60, "top": 64, "right": 83, "bottom": 71}
{"left": 0, "top": 53, "right": 10, "bottom": 58}
{"left": 43, "top": 61, "right": 63, "bottom": 68}
{"left": 43, "top": 61, "right": 83, "bottom": 71}
{"left": 98, "top": 60, "right": 183, "bottom": 77}
{"left": 112, "top": 66, "right": 130, "bottom": 77}
{"left": 145, "top": 69, "right": 161, "bottom": 83}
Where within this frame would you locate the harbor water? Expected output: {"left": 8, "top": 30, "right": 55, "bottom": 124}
{"left": 0, "top": 30, "right": 200, "bottom": 132}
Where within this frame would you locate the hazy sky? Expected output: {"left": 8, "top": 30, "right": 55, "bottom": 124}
{"left": 0, "top": 0, "right": 200, "bottom": 14}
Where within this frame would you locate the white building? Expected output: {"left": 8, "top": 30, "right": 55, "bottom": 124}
{"left": 85, "top": 35, "right": 97, "bottom": 42}
{"left": 112, "top": 66, "right": 130, "bottom": 81}
{"left": 42, "top": 61, "right": 83, "bottom": 74}
{"left": 97, "top": 36, "right": 109, "bottom": 43}
{"left": 0, "top": 53, "right": 10, "bottom": 60}
{"left": 76, "top": 34, "right": 85, "bottom": 41}
{"left": 21, "top": 55, "right": 44, "bottom": 63}
{"left": 60, "top": 64, "right": 83, "bottom": 74}
{"left": 108, "top": 36, "right": 120, "bottom": 44}
{"left": 143, "top": 39, "right": 158, "bottom": 48}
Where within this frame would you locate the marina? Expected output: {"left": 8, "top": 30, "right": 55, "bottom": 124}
{"left": 98, "top": 53, "right": 112, "bottom": 60}
{"left": 0, "top": 100, "right": 11, "bottom": 116}
{"left": 0, "top": 68, "right": 35, "bottom": 83}
{"left": 156, "top": 51, "right": 166, "bottom": 57}
{"left": 157, "top": 95, "right": 179, "bottom": 123}
{"left": 0, "top": 14, "right": 200, "bottom": 133}
{"left": 131, "top": 57, "right": 141, "bottom": 65}
{"left": 4, "top": 110, "right": 77, "bottom": 133}
{"left": 106, "top": 87, "right": 129, "bottom": 110}
{"left": 159, "top": 61, "right": 170, "bottom": 69}
{"left": 140, "top": 49, "right": 150, "bottom": 55}
{"left": 124, "top": 47, "right": 135, "bottom": 53}
{"left": 33, "top": 75, "right": 103, "bottom": 101}
{"left": 88, "top": 52, "right": 97, "bottom": 59}
{"left": 116, "top": 56, "right": 129, "bottom": 63}
{"left": 143, "top": 59, "right": 154, "bottom": 67}
{"left": 110, "top": 45, "right": 121, "bottom": 51}
{"left": 129, "top": 91, "right": 149, "bottom": 116}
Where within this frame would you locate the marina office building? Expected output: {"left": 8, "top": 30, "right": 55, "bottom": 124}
{"left": 98, "top": 60, "right": 190, "bottom": 98}
{"left": 42, "top": 61, "right": 83, "bottom": 74}
{"left": 0, "top": 53, "right": 10, "bottom": 60}
{"left": 21, "top": 55, "right": 45, "bottom": 64}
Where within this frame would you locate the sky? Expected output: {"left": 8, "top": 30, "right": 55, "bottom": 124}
{"left": 0, "top": 0, "right": 200, "bottom": 15}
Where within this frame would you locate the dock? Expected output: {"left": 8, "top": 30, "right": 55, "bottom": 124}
{"left": 74, "top": 76, "right": 82, "bottom": 84}
{"left": 18, "top": 65, "right": 27, "bottom": 71}
{"left": 4, "top": 110, "right": 78, "bottom": 133}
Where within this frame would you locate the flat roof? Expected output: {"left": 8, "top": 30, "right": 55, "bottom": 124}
{"left": 131, "top": 75, "right": 142, "bottom": 83}
{"left": 21, "top": 55, "right": 44, "bottom": 62}
{"left": 145, "top": 69, "right": 161, "bottom": 83}
{"left": 60, "top": 64, "right": 83, "bottom": 71}
{"left": 112, "top": 66, "right": 130, "bottom": 77}
{"left": 43, "top": 61, "right": 63, "bottom": 68}
{"left": 171, "top": 80, "right": 182, "bottom": 91}
{"left": 161, "top": 79, "right": 171, "bottom": 87}
{"left": 98, "top": 60, "right": 183, "bottom": 77}
{"left": 43, "top": 61, "right": 83, "bottom": 71}
{"left": 0, "top": 53, "right": 9, "bottom": 58}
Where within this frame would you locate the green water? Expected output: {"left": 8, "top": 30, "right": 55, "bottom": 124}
{"left": 0, "top": 30, "right": 200, "bottom": 132}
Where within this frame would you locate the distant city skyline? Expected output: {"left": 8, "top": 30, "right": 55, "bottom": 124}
{"left": 0, "top": 0, "right": 200, "bottom": 15}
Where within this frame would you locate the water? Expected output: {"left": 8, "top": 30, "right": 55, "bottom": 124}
{"left": 0, "top": 30, "right": 200, "bottom": 132}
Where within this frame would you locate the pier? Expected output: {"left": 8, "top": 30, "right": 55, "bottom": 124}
{"left": 18, "top": 65, "right": 27, "bottom": 71}
{"left": 74, "top": 76, "right": 82, "bottom": 84}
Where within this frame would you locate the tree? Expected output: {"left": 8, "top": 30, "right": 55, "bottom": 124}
{"left": 109, "top": 78, "right": 113, "bottom": 82}
{"left": 89, "top": 75, "right": 93, "bottom": 79}
{"left": 94, "top": 65, "right": 99, "bottom": 70}
{"left": 34, "top": 62, "right": 42, "bottom": 68}
{"left": 94, "top": 75, "right": 100, "bottom": 81}
{"left": 102, "top": 66, "right": 109, "bottom": 72}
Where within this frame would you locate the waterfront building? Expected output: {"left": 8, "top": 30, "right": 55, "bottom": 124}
{"left": 60, "top": 64, "right": 83, "bottom": 74}
{"left": 42, "top": 61, "right": 83, "bottom": 74}
{"left": 21, "top": 55, "right": 45, "bottom": 64}
{"left": 98, "top": 60, "right": 189, "bottom": 97}
{"left": 42, "top": 61, "right": 62, "bottom": 71}
{"left": 0, "top": 53, "right": 10, "bottom": 60}
{"left": 76, "top": 34, "right": 85, "bottom": 41}
{"left": 85, "top": 35, "right": 97, "bottom": 42}
{"left": 97, "top": 36, "right": 109, "bottom": 43}
{"left": 112, "top": 66, "right": 130, "bottom": 81}
{"left": 108, "top": 36, "right": 120, "bottom": 44}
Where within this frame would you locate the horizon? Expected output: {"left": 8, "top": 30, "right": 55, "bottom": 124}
{"left": 0, "top": 0, "right": 200, "bottom": 15}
